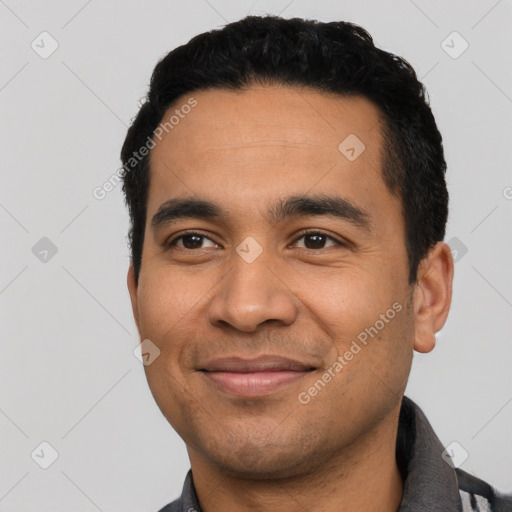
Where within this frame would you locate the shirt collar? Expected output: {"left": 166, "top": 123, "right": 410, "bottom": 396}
{"left": 397, "top": 396, "right": 462, "bottom": 511}
{"left": 174, "top": 396, "right": 463, "bottom": 511}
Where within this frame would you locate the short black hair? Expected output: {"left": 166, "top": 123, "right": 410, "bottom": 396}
{"left": 121, "top": 15, "right": 448, "bottom": 285}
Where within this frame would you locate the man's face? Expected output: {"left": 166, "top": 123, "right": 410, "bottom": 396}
{"left": 128, "top": 85, "right": 416, "bottom": 478}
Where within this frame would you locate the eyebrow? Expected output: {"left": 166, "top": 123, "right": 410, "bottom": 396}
{"left": 151, "top": 194, "right": 372, "bottom": 232}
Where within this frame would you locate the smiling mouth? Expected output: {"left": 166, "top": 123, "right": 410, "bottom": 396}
{"left": 199, "top": 356, "right": 317, "bottom": 397}
{"left": 202, "top": 369, "right": 315, "bottom": 397}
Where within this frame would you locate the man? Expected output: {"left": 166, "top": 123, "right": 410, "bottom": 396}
{"left": 121, "top": 15, "right": 511, "bottom": 512}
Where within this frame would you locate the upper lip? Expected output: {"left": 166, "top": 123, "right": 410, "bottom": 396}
{"left": 200, "top": 355, "right": 317, "bottom": 373}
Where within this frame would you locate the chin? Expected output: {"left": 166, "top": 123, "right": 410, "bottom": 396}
{"left": 199, "top": 433, "right": 326, "bottom": 481}
{"left": 214, "top": 453, "right": 310, "bottom": 481}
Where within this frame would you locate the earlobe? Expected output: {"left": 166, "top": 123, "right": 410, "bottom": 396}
{"left": 127, "top": 265, "right": 141, "bottom": 334}
{"left": 412, "top": 242, "right": 454, "bottom": 354}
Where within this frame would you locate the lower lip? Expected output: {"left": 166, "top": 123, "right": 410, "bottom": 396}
{"left": 202, "top": 370, "right": 312, "bottom": 397}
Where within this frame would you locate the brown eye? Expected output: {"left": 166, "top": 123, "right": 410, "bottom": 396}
{"left": 293, "top": 232, "right": 341, "bottom": 250}
{"left": 167, "top": 233, "right": 219, "bottom": 250}
{"left": 304, "top": 234, "right": 328, "bottom": 249}
{"left": 180, "top": 234, "right": 204, "bottom": 249}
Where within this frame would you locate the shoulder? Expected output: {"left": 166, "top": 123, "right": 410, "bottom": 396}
{"left": 155, "top": 500, "right": 181, "bottom": 512}
{"left": 456, "top": 468, "right": 512, "bottom": 512}
{"left": 154, "top": 470, "right": 199, "bottom": 512}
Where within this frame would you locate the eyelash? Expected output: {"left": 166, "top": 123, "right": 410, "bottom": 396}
{"left": 164, "top": 229, "right": 345, "bottom": 251}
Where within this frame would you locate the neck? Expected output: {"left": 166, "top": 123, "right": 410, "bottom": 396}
{"left": 187, "top": 409, "right": 404, "bottom": 512}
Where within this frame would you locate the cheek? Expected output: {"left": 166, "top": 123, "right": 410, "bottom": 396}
{"left": 301, "top": 268, "right": 393, "bottom": 328}
{"left": 136, "top": 267, "right": 209, "bottom": 338}
{"left": 354, "top": 300, "right": 414, "bottom": 389}
{"left": 136, "top": 271, "right": 204, "bottom": 431}
{"left": 305, "top": 268, "right": 412, "bottom": 376}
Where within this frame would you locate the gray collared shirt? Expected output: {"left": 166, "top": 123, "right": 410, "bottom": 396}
{"left": 156, "top": 396, "right": 511, "bottom": 511}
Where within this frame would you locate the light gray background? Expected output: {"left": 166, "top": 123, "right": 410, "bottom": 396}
{"left": 0, "top": 0, "right": 511, "bottom": 510}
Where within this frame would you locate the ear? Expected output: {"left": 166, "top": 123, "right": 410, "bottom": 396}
{"left": 127, "top": 264, "right": 141, "bottom": 334}
{"left": 412, "top": 241, "right": 454, "bottom": 353}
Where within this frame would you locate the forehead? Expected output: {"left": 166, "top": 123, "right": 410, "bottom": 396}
{"left": 151, "top": 85, "right": 384, "bottom": 161}
{"left": 147, "top": 85, "right": 396, "bottom": 228}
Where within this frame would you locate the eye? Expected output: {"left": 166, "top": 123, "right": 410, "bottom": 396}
{"left": 291, "top": 231, "right": 343, "bottom": 250}
{"left": 166, "top": 232, "right": 219, "bottom": 250}
{"left": 164, "top": 230, "right": 344, "bottom": 252}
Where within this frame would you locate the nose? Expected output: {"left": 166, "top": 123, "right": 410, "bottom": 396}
{"left": 207, "top": 255, "right": 299, "bottom": 332}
